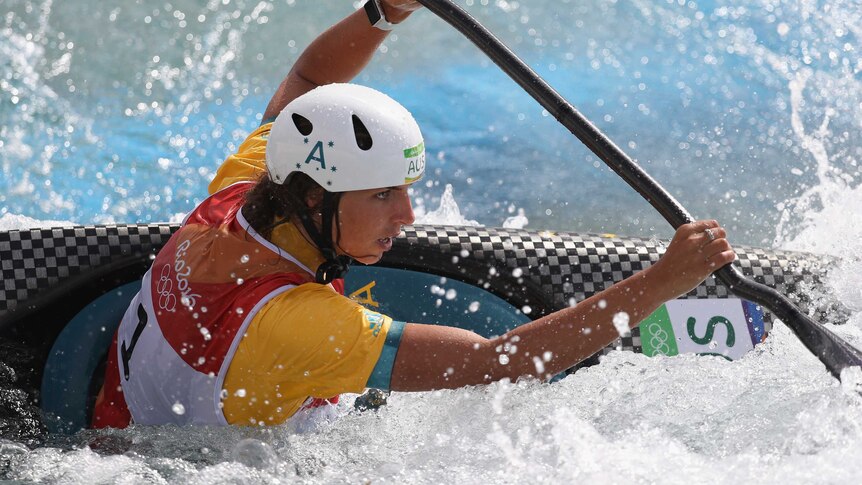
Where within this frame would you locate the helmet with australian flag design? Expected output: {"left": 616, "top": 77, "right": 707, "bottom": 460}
{"left": 266, "top": 83, "right": 426, "bottom": 192}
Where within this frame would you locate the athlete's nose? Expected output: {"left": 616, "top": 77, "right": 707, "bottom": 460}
{"left": 394, "top": 190, "right": 415, "bottom": 226}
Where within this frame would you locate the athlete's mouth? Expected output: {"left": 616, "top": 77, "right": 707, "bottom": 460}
{"left": 377, "top": 233, "right": 400, "bottom": 248}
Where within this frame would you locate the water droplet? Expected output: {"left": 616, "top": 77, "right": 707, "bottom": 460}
{"left": 597, "top": 299, "right": 607, "bottom": 309}
{"left": 521, "top": 305, "right": 532, "bottom": 315}
{"left": 498, "top": 354, "right": 510, "bottom": 365}
{"left": 512, "top": 267, "right": 523, "bottom": 277}
{"left": 543, "top": 351, "right": 553, "bottom": 362}
{"left": 234, "top": 388, "right": 247, "bottom": 397}
{"left": 240, "top": 254, "right": 250, "bottom": 263}
{"left": 236, "top": 307, "right": 244, "bottom": 315}
{"left": 533, "top": 356, "right": 545, "bottom": 374}
{"left": 445, "top": 288, "right": 457, "bottom": 300}
{"left": 172, "top": 402, "right": 186, "bottom": 415}
{"left": 468, "top": 301, "right": 480, "bottom": 313}
{"left": 612, "top": 312, "right": 630, "bottom": 336}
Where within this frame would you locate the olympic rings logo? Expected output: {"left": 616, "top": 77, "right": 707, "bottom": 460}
{"left": 646, "top": 322, "right": 672, "bottom": 356}
{"left": 155, "top": 239, "right": 202, "bottom": 312}
{"left": 157, "top": 264, "right": 177, "bottom": 311}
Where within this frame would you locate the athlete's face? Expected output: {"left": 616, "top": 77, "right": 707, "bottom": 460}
{"left": 334, "top": 184, "right": 415, "bottom": 264}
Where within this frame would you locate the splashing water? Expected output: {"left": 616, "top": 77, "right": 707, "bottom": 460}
{"left": 3, "top": 0, "right": 861, "bottom": 243}
{"left": 4, "top": 328, "right": 862, "bottom": 483}
{"left": 415, "top": 184, "right": 481, "bottom": 226}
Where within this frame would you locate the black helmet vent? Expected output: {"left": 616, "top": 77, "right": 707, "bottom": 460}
{"left": 292, "top": 113, "right": 314, "bottom": 136}
{"left": 352, "top": 114, "right": 373, "bottom": 151}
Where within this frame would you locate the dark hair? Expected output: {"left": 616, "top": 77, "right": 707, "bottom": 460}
{"left": 243, "top": 172, "right": 323, "bottom": 239}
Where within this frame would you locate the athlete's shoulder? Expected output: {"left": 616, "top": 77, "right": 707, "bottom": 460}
{"left": 208, "top": 122, "right": 275, "bottom": 195}
{"left": 278, "top": 282, "right": 351, "bottom": 306}
{"left": 235, "top": 122, "right": 275, "bottom": 153}
{"left": 260, "top": 282, "right": 382, "bottom": 327}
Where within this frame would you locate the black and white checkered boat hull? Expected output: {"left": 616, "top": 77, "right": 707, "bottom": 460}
{"left": 0, "top": 223, "right": 843, "bottom": 343}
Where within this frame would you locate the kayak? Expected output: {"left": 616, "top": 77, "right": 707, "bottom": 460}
{"left": 0, "top": 223, "right": 841, "bottom": 434}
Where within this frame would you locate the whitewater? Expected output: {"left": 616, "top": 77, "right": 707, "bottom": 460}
{"left": 4, "top": 0, "right": 862, "bottom": 483}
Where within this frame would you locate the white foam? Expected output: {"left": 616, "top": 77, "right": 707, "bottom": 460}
{"left": 502, "top": 208, "right": 529, "bottom": 229}
{"left": 6, "top": 324, "right": 862, "bottom": 484}
{"left": 0, "top": 213, "right": 74, "bottom": 231}
{"left": 415, "top": 184, "right": 481, "bottom": 226}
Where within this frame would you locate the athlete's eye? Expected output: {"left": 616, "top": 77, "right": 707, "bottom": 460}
{"left": 375, "top": 190, "right": 391, "bottom": 200}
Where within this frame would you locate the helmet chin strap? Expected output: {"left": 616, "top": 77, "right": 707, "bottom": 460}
{"left": 298, "top": 192, "right": 352, "bottom": 284}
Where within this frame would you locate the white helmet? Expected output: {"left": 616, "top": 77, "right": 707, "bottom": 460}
{"left": 266, "top": 83, "right": 426, "bottom": 192}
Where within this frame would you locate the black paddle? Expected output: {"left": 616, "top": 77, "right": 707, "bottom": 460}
{"left": 415, "top": 0, "right": 862, "bottom": 380}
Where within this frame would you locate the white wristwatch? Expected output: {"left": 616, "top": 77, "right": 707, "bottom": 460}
{"left": 364, "top": 0, "right": 396, "bottom": 31}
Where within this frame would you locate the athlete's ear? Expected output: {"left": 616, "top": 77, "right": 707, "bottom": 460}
{"left": 305, "top": 186, "right": 325, "bottom": 212}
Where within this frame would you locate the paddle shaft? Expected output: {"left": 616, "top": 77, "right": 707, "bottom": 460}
{"left": 416, "top": 0, "right": 862, "bottom": 379}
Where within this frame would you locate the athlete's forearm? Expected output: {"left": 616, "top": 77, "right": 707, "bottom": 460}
{"left": 392, "top": 264, "right": 673, "bottom": 391}
{"left": 495, "top": 264, "right": 672, "bottom": 379}
{"left": 263, "top": 6, "right": 412, "bottom": 121}
{"left": 487, "top": 222, "right": 732, "bottom": 384}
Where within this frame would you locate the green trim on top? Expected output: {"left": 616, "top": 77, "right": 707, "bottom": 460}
{"left": 366, "top": 320, "right": 406, "bottom": 390}
{"left": 403, "top": 141, "right": 424, "bottom": 158}
{"left": 260, "top": 117, "right": 276, "bottom": 126}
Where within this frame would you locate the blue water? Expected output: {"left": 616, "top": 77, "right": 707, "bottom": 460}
{"left": 5, "top": 1, "right": 862, "bottom": 483}
{"left": 4, "top": 0, "right": 861, "bottom": 245}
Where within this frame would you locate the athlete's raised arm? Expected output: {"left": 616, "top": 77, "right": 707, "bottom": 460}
{"left": 390, "top": 220, "right": 735, "bottom": 391}
{"left": 262, "top": 1, "right": 422, "bottom": 122}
